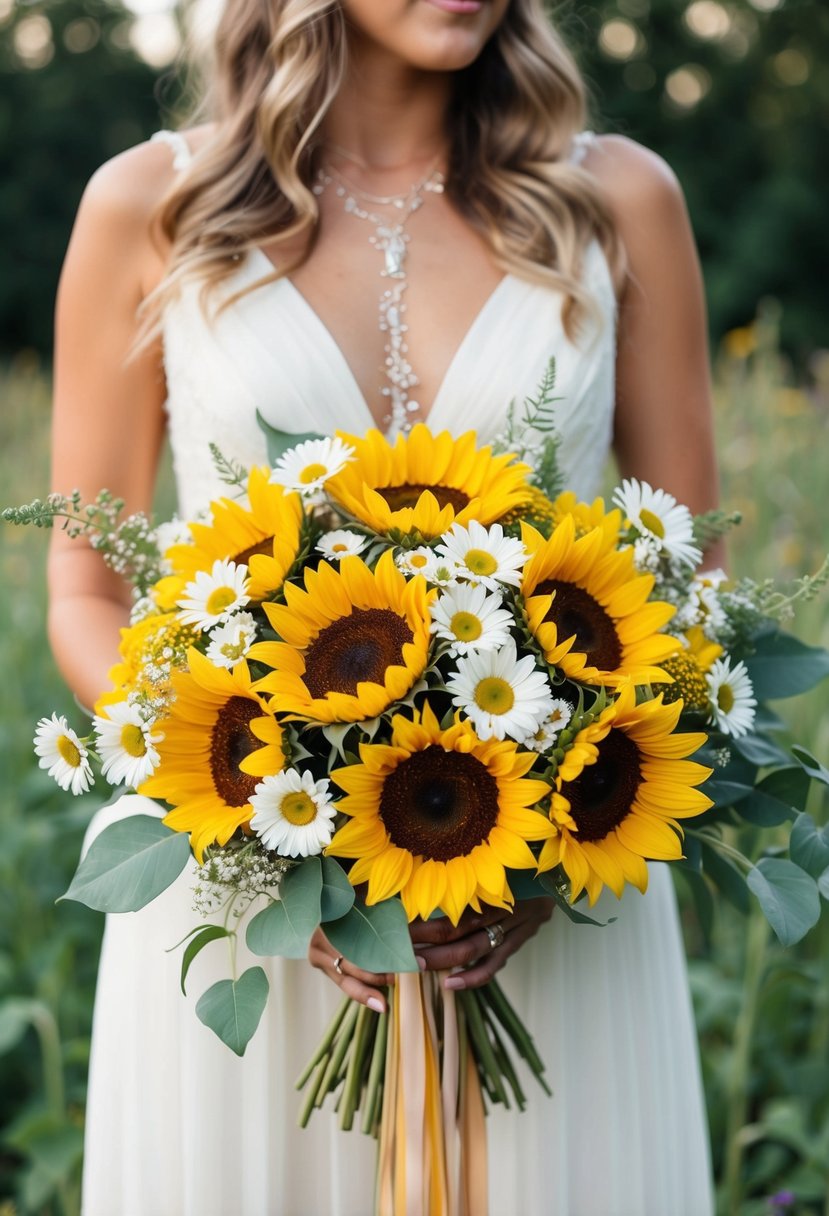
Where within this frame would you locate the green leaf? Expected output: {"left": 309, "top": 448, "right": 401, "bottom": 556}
{"left": 738, "top": 778, "right": 801, "bottom": 828}
{"left": 701, "top": 843, "right": 750, "bottom": 914}
{"left": 246, "top": 860, "right": 322, "bottom": 958}
{"left": 743, "top": 632, "right": 829, "bottom": 700}
{"left": 255, "top": 411, "right": 323, "bottom": 465}
{"left": 747, "top": 859, "right": 821, "bottom": 946}
{"left": 758, "top": 765, "right": 811, "bottom": 807}
{"left": 731, "top": 732, "right": 792, "bottom": 768}
{"left": 0, "top": 997, "right": 47, "bottom": 1055}
{"left": 790, "top": 813, "right": 829, "bottom": 880}
{"left": 319, "top": 857, "right": 356, "bottom": 921}
{"left": 818, "top": 867, "right": 829, "bottom": 902}
{"left": 537, "top": 872, "right": 615, "bottom": 925}
{"left": 792, "top": 746, "right": 829, "bottom": 787}
{"left": 701, "top": 778, "right": 755, "bottom": 810}
{"left": 325, "top": 900, "right": 418, "bottom": 973}
{"left": 180, "top": 925, "right": 233, "bottom": 996}
{"left": 195, "top": 966, "right": 269, "bottom": 1056}
{"left": 59, "top": 816, "right": 191, "bottom": 912}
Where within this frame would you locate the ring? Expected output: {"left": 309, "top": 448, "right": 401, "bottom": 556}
{"left": 484, "top": 922, "right": 505, "bottom": 950}
{"left": 333, "top": 955, "right": 344, "bottom": 976}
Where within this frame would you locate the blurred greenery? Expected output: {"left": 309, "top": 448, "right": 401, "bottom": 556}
{"left": 1, "top": 0, "right": 828, "bottom": 1212}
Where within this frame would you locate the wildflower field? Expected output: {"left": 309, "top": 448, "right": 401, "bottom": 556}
{"left": 0, "top": 310, "right": 827, "bottom": 1215}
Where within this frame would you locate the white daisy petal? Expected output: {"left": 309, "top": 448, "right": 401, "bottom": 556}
{"left": 317, "top": 530, "right": 368, "bottom": 562}
{"left": 94, "top": 702, "right": 163, "bottom": 788}
{"left": 436, "top": 520, "right": 529, "bottom": 591}
{"left": 177, "top": 558, "right": 250, "bottom": 632}
{"left": 523, "top": 699, "right": 574, "bottom": 753}
{"left": 205, "top": 612, "right": 258, "bottom": 669}
{"left": 430, "top": 583, "right": 513, "bottom": 655}
{"left": 249, "top": 770, "right": 338, "bottom": 858}
{"left": 33, "top": 713, "right": 94, "bottom": 795}
{"left": 706, "top": 656, "right": 757, "bottom": 738}
{"left": 445, "top": 640, "right": 555, "bottom": 742}
{"left": 613, "top": 478, "right": 702, "bottom": 568}
{"left": 269, "top": 437, "right": 355, "bottom": 496}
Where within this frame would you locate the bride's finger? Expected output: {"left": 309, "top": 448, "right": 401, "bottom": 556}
{"left": 414, "top": 918, "right": 517, "bottom": 972}
{"left": 443, "top": 919, "right": 538, "bottom": 991}
{"left": 408, "top": 906, "right": 510, "bottom": 948}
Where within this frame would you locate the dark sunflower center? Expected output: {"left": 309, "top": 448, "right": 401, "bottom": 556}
{"left": 379, "top": 744, "right": 500, "bottom": 861}
{"left": 536, "top": 578, "right": 623, "bottom": 671}
{"left": 378, "top": 483, "right": 470, "bottom": 514}
{"left": 303, "top": 607, "right": 413, "bottom": 698}
{"left": 560, "top": 729, "right": 641, "bottom": 842}
{"left": 209, "top": 695, "right": 262, "bottom": 807}
{"left": 234, "top": 536, "right": 274, "bottom": 566}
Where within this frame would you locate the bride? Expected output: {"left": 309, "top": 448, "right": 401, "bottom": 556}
{"left": 49, "top": 0, "right": 720, "bottom": 1212}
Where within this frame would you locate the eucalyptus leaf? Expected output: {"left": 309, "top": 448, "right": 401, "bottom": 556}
{"left": 743, "top": 632, "right": 829, "bottom": 700}
{"left": 195, "top": 966, "right": 269, "bottom": 1056}
{"left": 818, "top": 867, "right": 829, "bottom": 902}
{"left": 790, "top": 814, "right": 829, "bottom": 880}
{"left": 538, "top": 873, "right": 615, "bottom": 925}
{"left": 246, "top": 860, "right": 322, "bottom": 958}
{"left": 325, "top": 900, "right": 418, "bottom": 973}
{"left": 255, "top": 411, "right": 323, "bottom": 465}
{"left": 700, "top": 778, "right": 754, "bottom": 811}
{"left": 747, "top": 858, "right": 821, "bottom": 946}
{"left": 738, "top": 783, "right": 800, "bottom": 828}
{"left": 180, "top": 925, "right": 233, "bottom": 996}
{"left": 792, "top": 746, "right": 829, "bottom": 787}
{"left": 319, "top": 857, "right": 356, "bottom": 921}
{"left": 731, "top": 732, "right": 792, "bottom": 769}
{"left": 59, "top": 816, "right": 191, "bottom": 912}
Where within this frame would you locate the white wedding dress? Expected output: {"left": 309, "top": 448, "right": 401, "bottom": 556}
{"left": 80, "top": 130, "right": 714, "bottom": 1216}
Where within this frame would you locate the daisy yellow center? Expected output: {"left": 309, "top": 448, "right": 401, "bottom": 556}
{"left": 332, "top": 543, "right": 349, "bottom": 553}
{"left": 220, "top": 639, "right": 248, "bottom": 662}
{"left": 639, "top": 508, "right": 666, "bottom": 539}
{"left": 536, "top": 578, "right": 623, "bottom": 671}
{"left": 280, "top": 791, "right": 318, "bottom": 826}
{"left": 209, "top": 696, "right": 263, "bottom": 807}
{"left": 57, "top": 735, "right": 82, "bottom": 767}
{"left": 303, "top": 607, "right": 414, "bottom": 699}
{"left": 474, "top": 676, "right": 515, "bottom": 715}
{"left": 409, "top": 553, "right": 429, "bottom": 569}
{"left": 717, "top": 684, "right": 735, "bottom": 713}
{"left": 450, "top": 611, "right": 483, "bottom": 642}
{"left": 560, "top": 729, "right": 641, "bottom": 842}
{"left": 464, "top": 549, "right": 498, "bottom": 577}
{"left": 206, "top": 586, "right": 238, "bottom": 616}
{"left": 119, "top": 723, "right": 147, "bottom": 758}
{"left": 379, "top": 744, "right": 500, "bottom": 861}
{"left": 300, "top": 462, "right": 328, "bottom": 485}
{"left": 379, "top": 483, "right": 470, "bottom": 514}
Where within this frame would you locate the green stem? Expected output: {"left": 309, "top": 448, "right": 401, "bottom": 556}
{"left": 480, "top": 978, "right": 550, "bottom": 1090}
{"left": 31, "top": 1004, "right": 76, "bottom": 1216}
{"left": 362, "top": 1009, "right": 389, "bottom": 1136}
{"left": 459, "top": 990, "right": 508, "bottom": 1106}
{"left": 340, "top": 1003, "right": 373, "bottom": 1131}
{"left": 722, "top": 908, "right": 769, "bottom": 1215}
{"left": 686, "top": 827, "right": 754, "bottom": 874}
{"left": 317, "top": 1000, "right": 361, "bottom": 1108}
{"left": 295, "top": 996, "right": 351, "bottom": 1090}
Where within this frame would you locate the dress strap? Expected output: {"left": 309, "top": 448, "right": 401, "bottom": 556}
{"left": 150, "top": 129, "right": 194, "bottom": 171}
{"left": 568, "top": 130, "right": 598, "bottom": 166}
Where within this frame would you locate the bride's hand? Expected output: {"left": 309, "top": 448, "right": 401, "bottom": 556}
{"left": 410, "top": 897, "right": 554, "bottom": 990}
{"left": 308, "top": 925, "right": 396, "bottom": 1014}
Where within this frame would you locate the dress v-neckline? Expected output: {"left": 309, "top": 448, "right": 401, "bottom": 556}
{"left": 247, "top": 247, "right": 520, "bottom": 433}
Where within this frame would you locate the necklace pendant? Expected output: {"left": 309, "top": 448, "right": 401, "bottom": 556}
{"left": 383, "top": 233, "right": 407, "bottom": 279}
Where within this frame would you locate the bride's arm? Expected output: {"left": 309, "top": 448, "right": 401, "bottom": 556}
{"left": 310, "top": 139, "right": 726, "bottom": 1003}
{"left": 48, "top": 143, "right": 174, "bottom": 707}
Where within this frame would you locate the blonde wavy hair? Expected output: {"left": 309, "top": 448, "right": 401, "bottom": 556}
{"left": 145, "top": 0, "right": 623, "bottom": 340}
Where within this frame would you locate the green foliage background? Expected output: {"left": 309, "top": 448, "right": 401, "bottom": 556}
{"left": 1, "top": 0, "right": 828, "bottom": 1212}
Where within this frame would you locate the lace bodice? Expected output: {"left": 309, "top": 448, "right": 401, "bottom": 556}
{"left": 152, "top": 130, "right": 617, "bottom": 519}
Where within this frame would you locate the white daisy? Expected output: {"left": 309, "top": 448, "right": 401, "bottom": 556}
{"left": 249, "top": 770, "right": 338, "bottom": 858}
{"left": 694, "top": 570, "right": 728, "bottom": 636}
{"left": 33, "top": 714, "right": 93, "bottom": 794}
{"left": 395, "top": 546, "right": 437, "bottom": 578}
{"left": 446, "top": 640, "right": 555, "bottom": 742}
{"left": 205, "top": 611, "right": 258, "bottom": 669}
{"left": 317, "top": 530, "right": 368, "bottom": 562}
{"left": 523, "top": 699, "right": 574, "bottom": 753}
{"left": 436, "top": 520, "right": 529, "bottom": 591}
{"left": 613, "top": 479, "right": 702, "bottom": 568}
{"left": 177, "top": 558, "right": 249, "bottom": 632}
{"left": 430, "top": 583, "right": 513, "bottom": 655}
{"left": 94, "top": 702, "right": 163, "bottom": 788}
{"left": 269, "top": 436, "right": 355, "bottom": 496}
{"left": 706, "top": 656, "right": 757, "bottom": 737}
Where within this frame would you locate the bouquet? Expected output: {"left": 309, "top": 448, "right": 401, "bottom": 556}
{"left": 7, "top": 364, "right": 829, "bottom": 1213}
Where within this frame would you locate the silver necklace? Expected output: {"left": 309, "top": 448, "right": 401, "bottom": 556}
{"left": 313, "top": 157, "right": 445, "bottom": 437}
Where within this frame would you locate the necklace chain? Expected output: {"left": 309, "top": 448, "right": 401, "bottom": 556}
{"left": 313, "top": 156, "right": 445, "bottom": 438}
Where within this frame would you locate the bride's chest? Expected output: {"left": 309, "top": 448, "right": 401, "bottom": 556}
{"left": 259, "top": 195, "right": 506, "bottom": 429}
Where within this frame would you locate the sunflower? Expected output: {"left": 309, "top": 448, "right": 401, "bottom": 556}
{"left": 94, "top": 612, "right": 199, "bottom": 717}
{"left": 327, "top": 702, "right": 553, "bottom": 924}
{"left": 153, "top": 467, "right": 304, "bottom": 608}
{"left": 139, "top": 649, "right": 284, "bottom": 861}
{"left": 252, "top": 550, "right": 434, "bottom": 723}
{"left": 537, "top": 683, "right": 712, "bottom": 904}
{"left": 324, "top": 424, "right": 531, "bottom": 540}
{"left": 521, "top": 516, "right": 678, "bottom": 686}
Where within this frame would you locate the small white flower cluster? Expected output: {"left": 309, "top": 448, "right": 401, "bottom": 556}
{"left": 192, "top": 846, "right": 293, "bottom": 917}
{"left": 154, "top": 517, "right": 194, "bottom": 574}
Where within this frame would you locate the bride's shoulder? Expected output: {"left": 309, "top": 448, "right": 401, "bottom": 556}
{"left": 580, "top": 133, "right": 686, "bottom": 220}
